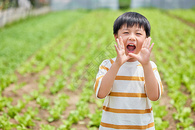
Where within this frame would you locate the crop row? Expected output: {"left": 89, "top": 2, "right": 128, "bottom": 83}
{"left": 0, "top": 10, "right": 87, "bottom": 79}
{"left": 168, "top": 9, "right": 195, "bottom": 23}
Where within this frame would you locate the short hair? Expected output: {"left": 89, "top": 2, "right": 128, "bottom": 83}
{"left": 113, "top": 12, "right": 151, "bottom": 37}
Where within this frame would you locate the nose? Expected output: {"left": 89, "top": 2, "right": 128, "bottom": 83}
{"left": 128, "top": 35, "right": 136, "bottom": 41}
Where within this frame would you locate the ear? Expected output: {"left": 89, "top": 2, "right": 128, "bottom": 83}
{"left": 114, "top": 34, "right": 118, "bottom": 42}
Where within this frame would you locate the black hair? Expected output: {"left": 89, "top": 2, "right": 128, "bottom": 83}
{"left": 113, "top": 12, "right": 151, "bottom": 37}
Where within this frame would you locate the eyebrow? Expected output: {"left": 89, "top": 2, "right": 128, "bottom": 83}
{"left": 122, "top": 28, "right": 129, "bottom": 30}
{"left": 136, "top": 29, "right": 142, "bottom": 31}
{"left": 122, "top": 28, "right": 142, "bottom": 31}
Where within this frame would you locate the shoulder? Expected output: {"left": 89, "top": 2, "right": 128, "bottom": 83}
{"left": 149, "top": 61, "right": 159, "bottom": 72}
{"left": 136, "top": 61, "right": 157, "bottom": 67}
{"left": 150, "top": 61, "right": 157, "bottom": 68}
{"left": 100, "top": 57, "right": 116, "bottom": 66}
{"left": 99, "top": 57, "right": 116, "bottom": 70}
{"left": 137, "top": 61, "right": 158, "bottom": 69}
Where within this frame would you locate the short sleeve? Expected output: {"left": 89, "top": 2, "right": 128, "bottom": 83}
{"left": 150, "top": 61, "right": 164, "bottom": 100}
{"left": 94, "top": 59, "right": 113, "bottom": 99}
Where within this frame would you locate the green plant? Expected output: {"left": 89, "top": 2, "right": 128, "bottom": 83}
{"left": 15, "top": 113, "right": 35, "bottom": 128}
{"left": 119, "top": 0, "right": 131, "bottom": 9}
{"left": 0, "top": 114, "right": 15, "bottom": 129}
{"left": 88, "top": 109, "right": 102, "bottom": 128}
{"left": 40, "top": 124, "right": 55, "bottom": 130}
{"left": 36, "top": 96, "right": 50, "bottom": 109}
{"left": 7, "top": 100, "right": 26, "bottom": 118}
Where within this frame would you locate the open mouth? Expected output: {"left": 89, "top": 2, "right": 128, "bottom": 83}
{"left": 127, "top": 44, "right": 136, "bottom": 53}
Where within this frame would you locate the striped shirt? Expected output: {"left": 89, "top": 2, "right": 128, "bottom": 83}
{"left": 94, "top": 58, "right": 163, "bottom": 130}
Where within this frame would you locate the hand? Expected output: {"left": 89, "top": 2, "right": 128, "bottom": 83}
{"left": 114, "top": 36, "right": 131, "bottom": 66}
{"left": 128, "top": 37, "right": 154, "bottom": 66}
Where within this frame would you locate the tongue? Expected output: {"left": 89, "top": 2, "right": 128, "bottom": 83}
{"left": 127, "top": 46, "right": 135, "bottom": 51}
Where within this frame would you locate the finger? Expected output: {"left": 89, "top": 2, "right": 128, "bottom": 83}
{"left": 149, "top": 43, "right": 154, "bottom": 52}
{"left": 128, "top": 53, "right": 139, "bottom": 60}
{"left": 116, "top": 38, "right": 121, "bottom": 50}
{"left": 146, "top": 37, "right": 151, "bottom": 49}
{"left": 119, "top": 36, "right": 125, "bottom": 49}
{"left": 114, "top": 44, "right": 120, "bottom": 55}
{"left": 142, "top": 38, "right": 148, "bottom": 48}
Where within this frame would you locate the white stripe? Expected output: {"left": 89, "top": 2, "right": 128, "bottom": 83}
{"left": 112, "top": 80, "right": 145, "bottom": 93}
{"left": 106, "top": 96, "right": 152, "bottom": 110}
{"left": 101, "top": 110, "right": 154, "bottom": 126}
{"left": 99, "top": 125, "right": 155, "bottom": 130}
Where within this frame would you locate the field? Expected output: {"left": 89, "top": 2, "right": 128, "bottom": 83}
{"left": 0, "top": 8, "right": 195, "bottom": 130}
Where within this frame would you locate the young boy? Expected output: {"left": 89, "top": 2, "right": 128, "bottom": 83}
{"left": 94, "top": 12, "right": 163, "bottom": 129}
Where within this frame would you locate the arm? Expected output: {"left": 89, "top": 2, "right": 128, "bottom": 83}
{"left": 97, "top": 62, "right": 120, "bottom": 98}
{"left": 142, "top": 63, "right": 159, "bottom": 101}
{"left": 97, "top": 37, "right": 131, "bottom": 98}
{"left": 128, "top": 37, "right": 160, "bottom": 101}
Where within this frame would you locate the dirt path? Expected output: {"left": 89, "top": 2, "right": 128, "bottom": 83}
{"left": 159, "top": 81, "right": 177, "bottom": 130}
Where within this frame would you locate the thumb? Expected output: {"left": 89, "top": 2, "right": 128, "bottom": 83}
{"left": 128, "top": 53, "right": 139, "bottom": 59}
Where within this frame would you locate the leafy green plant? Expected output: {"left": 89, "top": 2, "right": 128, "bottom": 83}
{"left": 173, "top": 107, "right": 193, "bottom": 128}
{"left": 36, "top": 96, "right": 50, "bottom": 109}
{"left": 48, "top": 93, "right": 69, "bottom": 122}
{"left": 14, "top": 113, "right": 35, "bottom": 128}
{"left": 13, "top": 82, "right": 26, "bottom": 92}
{"left": 0, "top": 96, "right": 12, "bottom": 111}
{"left": 26, "top": 107, "right": 39, "bottom": 120}
{"left": 30, "top": 90, "right": 40, "bottom": 100}
{"left": 22, "top": 94, "right": 33, "bottom": 103}
{"left": 40, "top": 124, "right": 55, "bottom": 130}
{"left": 88, "top": 109, "right": 102, "bottom": 128}
{"left": 0, "top": 74, "right": 17, "bottom": 93}
{"left": 7, "top": 100, "right": 26, "bottom": 118}
{"left": 154, "top": 117, "right": 169, "bottom": 130}
{"left": 50, "top": 76, "right": 66, "bottom": 94}
{"left": 0, "top": 114, "right": 15, "bottom": 129}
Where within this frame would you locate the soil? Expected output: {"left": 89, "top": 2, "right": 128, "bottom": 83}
{"left": 160, "top": 81, "right": 177, "bottom": 130}
{"left": 1, "top": 58, "right": 99, "bottom": 130}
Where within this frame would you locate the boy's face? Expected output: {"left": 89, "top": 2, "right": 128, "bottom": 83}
{"left": 114, "top": 24, "right": 147, "bottom": 61}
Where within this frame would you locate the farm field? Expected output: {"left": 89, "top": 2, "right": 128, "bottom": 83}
{"left": 0, "top": 9, "right": 195, "bottom": 130}
{"left": 0, "top": 10, "right": 87, "bottom": 79}
{"left": 168, "top": 8, "right": 195, "bottom": 24}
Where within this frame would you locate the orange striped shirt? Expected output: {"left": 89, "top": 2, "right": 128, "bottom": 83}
{"left": 94, "top": 58, "right": 163, "bottom": 130}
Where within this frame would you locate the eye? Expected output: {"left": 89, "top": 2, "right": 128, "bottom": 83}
{"left": 123, "top": 32, "right": 129, "bottom": 34}
{"left": 136, "top": 33, "right": 142, "bottom": 35}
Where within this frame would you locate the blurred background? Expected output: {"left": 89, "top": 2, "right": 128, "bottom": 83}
{"left": 1, "top": 0, "right": 195, "bottom": 27}
{"left": 0, "top": 0, "right": 195, "bottom": 130}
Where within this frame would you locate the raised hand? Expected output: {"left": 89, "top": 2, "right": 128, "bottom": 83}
{"left": 128, "top": 37, "right": 154, "bottom": 66}
{"left": 114, "top": 36, "right": 131, "bottom": 66}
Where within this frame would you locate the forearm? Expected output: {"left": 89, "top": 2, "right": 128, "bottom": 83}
{"left": 97, "top": 62, "right": 120, "bottom": 98}
{"left": 143, "top": 62, "right": 159, "bottom": 101}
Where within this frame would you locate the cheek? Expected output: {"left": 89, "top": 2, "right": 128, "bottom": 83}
{"left": 136, "top": 41, "right": 144, "bottom": 50}
{"left": 138, "top": 38, "right": 145, "bottom": 47}
{"left": 121, "top": 36, "right": 128, "bottom": 43}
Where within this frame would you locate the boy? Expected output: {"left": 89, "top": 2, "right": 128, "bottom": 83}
{"left": 94, "top": 12, "right": 163, "bottom": 130}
